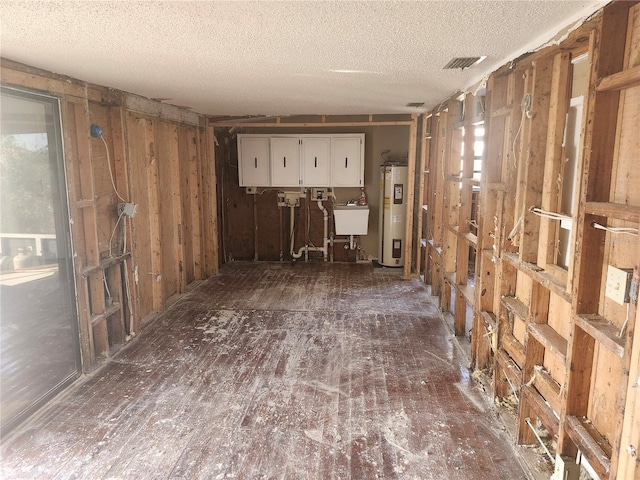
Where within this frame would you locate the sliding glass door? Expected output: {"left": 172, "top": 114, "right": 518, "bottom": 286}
{"left": 0, "top": 87, "right": 80, "bottom": 433}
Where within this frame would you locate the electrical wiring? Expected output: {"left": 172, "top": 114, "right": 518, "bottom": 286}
{"left": 507, "top": 215, "right": 524, "bottom": 241}
{"left": 98, "top": 129, "right": 135, "bottom": 335}
{"left": 466, "top": 218, "right": 479, "bottom": 229}
{"left": 100, "top": 135, "right": 126, "bottom": 202}
{"left": 123, "top": 216, "right": 134, "bottom": 335}
{"left": 511, "top": 93, "right": 532, "bottom": 168}
{"left": 102, "top": 270, "right": 112, "bottom": 304}
{"left": 108, "top": 211, "right": 125, "bottom": 257}
{"left": 525, "top": 418, "right": 555, "bottom": 464}
{"left": 619, "top": 303, "right": 630, "bottom": 338}
{"left": 511, "top": 111, "right": 525, "bottom": 168}
{"left": 529, "top": 207, "right": 572, "bottom": 221}
{"left": 593, "top": 222, "right": 638, "bottom": 237}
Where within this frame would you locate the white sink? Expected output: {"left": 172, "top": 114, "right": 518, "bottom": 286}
{"left": 333, "top": 205, "right": 369, "bottom": 235}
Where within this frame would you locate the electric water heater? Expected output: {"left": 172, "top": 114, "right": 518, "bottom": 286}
{"left": 378, "top": 164, "right": 407, "bottom": 267}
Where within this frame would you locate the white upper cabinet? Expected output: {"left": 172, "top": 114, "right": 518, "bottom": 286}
{"left": 331, "top": 135, "right": 364, "bottom": 187}
{"left": 301, "top": 137, "right": 331, "bottom": 187}
{"left": 237, "top": 133, "right": 364, "bottom": 187}
{"left": 238, "top": 136, "right": 270, "bottom": 186}
{"left": 270, "top": 137, "right": 301, "bottom": 187}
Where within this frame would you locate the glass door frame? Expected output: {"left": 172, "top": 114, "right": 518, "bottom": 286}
{"left": 1, "top": 85, "right": 82, "bottom": 435}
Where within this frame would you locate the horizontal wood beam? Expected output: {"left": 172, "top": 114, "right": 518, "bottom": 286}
{"left": 521, "top": 385, "right": 560, "bottom": 438}
{"left": 81, "top": 252, "right": 131, "bottom": 277}
{"left": 585, "top": 201, "right": 640, "bottom": 223}
{"left": 565, "top": 415, "right": 611, "bottom": 479}
{"left": 575, "top": 314, "right": 625, "bottom": 359}
{"left": 596, "top": 64, "right": 640, "bottom": 91}
{"left": 125, "top": 94, "right": 201, "bottom": 126}
{"left": 503, "top": 334, "right": 526, "bottom": 368}
{"left": 209, "top": 120, "right": 415, "bottom": 128}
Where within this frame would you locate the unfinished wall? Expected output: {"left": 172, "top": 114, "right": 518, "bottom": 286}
{"left": 0, "top": 60, "right": 218, "bottom": 373}
{"left": 421, "top": 2, "right": 640, "bottom": 478}
{"left": 214, "top": 121, "right": 410, "bottom": 264}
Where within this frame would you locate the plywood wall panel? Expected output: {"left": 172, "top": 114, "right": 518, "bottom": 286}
{"left": 617, "top": 298, "right": 640, "bottom": 480}
{"left": 156, "top": 121, "right": 182, "bottom": 301}
{"left": 513, "top": 316, "right": 526, "bottom": 345}
{"left": 548, "top": 292, "right": 571, "bottom": 340}
{"left": 542, "top": 349, "right": 566, "bottom": 387}
{"left": 199, "top": 126, "right": 218, "bottom": 276}
{"left": 126, "top": 114, "right": 155, "bottom": 320}
{"left": 588, "top": 345, "right": 624, "bottom": 447}
{"left": 611, "top": 85, "right": 640, "bottom": 207}
{"left": 485, "top": 115, "right": 505, "bottom": 184}
{"left": 187, "top": 125, "right": 203, "bottom": 281}
{"left": 516, "top": 271, "right": 532, "bottom": 307}
{"left": 178, "top": 126, "right": 195, "bottom": 284}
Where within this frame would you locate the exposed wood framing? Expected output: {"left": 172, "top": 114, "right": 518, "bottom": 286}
{"left": 209, "top": 115, "right": 415, "bottom": 128}
{"left": 1, "top": 62, "right": 218, "bottom": 374}
{"left": 420, "top": 3, "right": 639, "bottom": 477}
{"left": 403, "top": 114, "right": 418, "bottom": 278}
{"left": 414, "top": 114, "right": 429, "bottom": 277}
{"left": 536, "top": 52, "right": 571, "bottom": 271}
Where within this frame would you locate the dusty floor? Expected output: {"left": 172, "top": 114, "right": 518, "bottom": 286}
{"left": 1, "top": 262, "right": 531, "bottom": 479}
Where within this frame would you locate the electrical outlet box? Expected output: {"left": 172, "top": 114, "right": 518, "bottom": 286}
{"left": 245, "top": 187, "right": 257, "bottom": 194}
{"left": 118, "top": 202, "right": 138, "bottom": 218}
{"left": 552, "top": 455, "right": 580, "bottom": 480}
{"left": 605, "top": 265, "right": 633, "bottom": 305}
{"left": 312, "top": 188, "right": 328, "bottom": 201}
{"left": 277, "top": 190, "right": 300, "bottom": 207}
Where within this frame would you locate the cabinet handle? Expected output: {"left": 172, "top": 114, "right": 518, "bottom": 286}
{"left": 284, "top": 156, "right": 286, "bottom": 168}
{"left": 254, "top": 157, "right": 257, "bottom": 168}
{"left": 314, "top": 157, "right": 317, "bottom": 168}
{"left": 345, "top": 157, "right": 348, "bottom": 168}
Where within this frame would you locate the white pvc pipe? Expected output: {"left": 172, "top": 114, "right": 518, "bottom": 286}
{"left": 290, "top": 206, "right": 303, "bottom": 259}
{"left": 289, "top": 200, "right": 329, "bottom": 261}
{"left": 318, "top": 200, "right": 328, "bottom": 262}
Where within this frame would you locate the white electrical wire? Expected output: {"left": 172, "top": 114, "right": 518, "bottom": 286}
{"left": 98, "top": 131, "right": 135, "bottom": 336}
{"left": 508, "top": 215, "right": 524, "bottom": 241}
{"left": 102, "top": 270, "right": 112, "bottom": 303}
{"left": 466, "top": 218, "right": 479, "bottom": 229}
{"left": 108, "top": 211, "right": 125, "bottom": 257}
{"left": 123, "top": 216, "right": 134, "bottom": 324}
{"left": 593, "top": 222, "right": 638, "bottom": 237}
{"left": 619, "top": 303, "right": 630, "bottom": 338}
{"left": 511, "top": 112, "right": 525, "bottom": 168}
{"left": 529, "top": 207, "right": 572, "bottom": 221}
{"left": 100, "top": 135, "right": 126, "bottom": 202}
{"left": 504, "top": 375, "right": 519, "bottom": 403}
{"left": 525, "top": 418, "right": 555, "bottom": 464}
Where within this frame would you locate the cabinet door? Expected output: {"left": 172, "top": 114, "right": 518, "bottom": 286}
{"left": 238, "top": 136, "right": 270, "bottom": 186}
{"left": 270, "top": 137, "right": 301, "bottom": 187}
{"left": 331, "top": 136, "right": 363, "bottom": 187}
{"left": 302, "top": 137, "right": 331, "bottom": 186}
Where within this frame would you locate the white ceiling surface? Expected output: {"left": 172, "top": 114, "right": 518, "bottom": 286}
{"left": 1, "top": 1, "right": 606, "bottom": 116}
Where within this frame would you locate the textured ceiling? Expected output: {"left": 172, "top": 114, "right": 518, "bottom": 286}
{"left": 0, "top": 1, "right": 606, "bottom": 116}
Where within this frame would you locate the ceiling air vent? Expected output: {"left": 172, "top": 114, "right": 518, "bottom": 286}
{"left": 406, "top": 102, "right": 425, "bottom": 108}
{"left": 443, "top": 56, "right": 486, "bottom": 70}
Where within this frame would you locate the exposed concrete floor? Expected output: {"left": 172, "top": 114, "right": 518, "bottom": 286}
{"left": 1, "top": 262, "right": 533, "bottom": 479}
